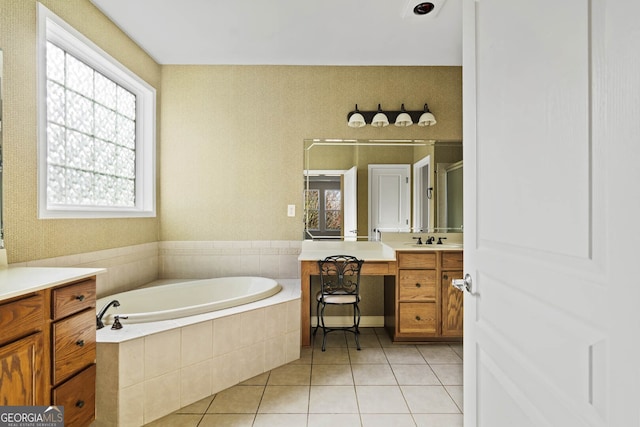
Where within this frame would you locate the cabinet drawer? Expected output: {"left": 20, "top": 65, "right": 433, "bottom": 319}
{"left": 52, "top": 279, "right": 96, "bottom": 320}
{"left": 0, "top": 293, "right": 44, "bottom": 344}
{"left": 52, "top": 310, "right": 96, "bottom": 385}
{"left": 398, "top": 270, "right": 436, "bottom": 301}
{"left": 52, "top": 364, "right": 96, "bottom": 427}
{"left": 398, "top": 303, "right": 437, "bottom": 334}
{"left": 398, "top": 252, "right": 436, "bottom": 269}
{"left": 442, "top": 251, "right": 464, "bottom": 269}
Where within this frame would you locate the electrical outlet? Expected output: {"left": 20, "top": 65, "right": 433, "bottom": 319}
{"left": 287, "top": 205, "right": 296, "bottom": 217}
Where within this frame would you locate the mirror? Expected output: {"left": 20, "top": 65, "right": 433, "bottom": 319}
{"left": 0, "top": 49, "right": 4, "bottom": 250}
{"left": 304, "top": 139, "right": 462, "bottom": 240}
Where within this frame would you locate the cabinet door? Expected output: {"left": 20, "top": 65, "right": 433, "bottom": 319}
{"left": 441, "top": 271, "right": 464, "bottom": 337}
{"left": 0, "top": 332, "right": 45, "bottom": 405}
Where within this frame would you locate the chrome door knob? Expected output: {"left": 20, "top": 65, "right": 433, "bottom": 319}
{"left": 452, "top": 274, "right": 473, "bottom": 293}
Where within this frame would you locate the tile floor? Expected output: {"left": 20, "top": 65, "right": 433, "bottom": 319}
{"left": 145, "top": 328, "right": 463, "bottom": 427}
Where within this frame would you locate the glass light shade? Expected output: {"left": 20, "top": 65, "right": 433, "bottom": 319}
{"left": 394, "top": 112, "right": 413, "bottom": 127}
{"left": 418, "top": 112, "right": 437, "bottom": 126}
{"left": 347, "top": 112, "right": 366, "bottom": 128}
{"left": 371, "top": 112, "right": 389, "bottom": 127}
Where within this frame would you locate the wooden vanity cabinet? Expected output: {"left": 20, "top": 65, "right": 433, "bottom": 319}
{"left": 385, "top": 250, "right": 463, "bottom": 341}
{"left": 0, "top": 276, "right": 97, "bottom": 426}
{"left": 0, "top": 292, "right": 46, "bottom": 405}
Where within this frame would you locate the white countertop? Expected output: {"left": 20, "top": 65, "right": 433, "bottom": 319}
{"left": 0, "top": 267, "right": 106, "bottom": 300}
{"left": 298, "top": 240, "right": 463, "bottom": 261}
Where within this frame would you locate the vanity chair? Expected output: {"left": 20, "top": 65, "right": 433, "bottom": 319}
{"left": 313, "top": 255, "right": 365, "bottom": 351}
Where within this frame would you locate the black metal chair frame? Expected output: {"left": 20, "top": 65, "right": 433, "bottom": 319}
{"left": 313, "top": 255, "right": 365, "bottom": 351}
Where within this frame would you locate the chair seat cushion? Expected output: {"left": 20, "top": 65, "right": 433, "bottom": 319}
{"left": 316, "top": 291, "right": 360, "bottom": 304}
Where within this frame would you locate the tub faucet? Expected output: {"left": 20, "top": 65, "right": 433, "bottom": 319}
{"left": 96, "top": 300, "right": 120, "bottom": 329}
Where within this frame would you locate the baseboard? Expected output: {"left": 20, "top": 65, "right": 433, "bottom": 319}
{"left": 311, "top": 315, "right": 384, "bottom": 328}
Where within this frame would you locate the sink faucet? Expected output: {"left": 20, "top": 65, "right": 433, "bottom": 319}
{"left": 412, "top": 236, "right": 423, "bottom": 245}
{"left": 426, "top": 236, "right": 435, "bottom": 244}
{"left": 96, "top": 300, "right": 120, "bottom": 329}
{"left": 437, "top": 237, "right": 447, "bottom": 244}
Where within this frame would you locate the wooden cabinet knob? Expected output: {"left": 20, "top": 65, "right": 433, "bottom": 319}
{"left": 443, "top": 274, "right": 448, "bottom": 280}
{"left": 415, "top": 316, "right": 421, "bottom": 321}
{"left": 75, "top": 400, "right": 85, "bottom": 408}
{"left": 76, "top": 339, "right": 85, "bottom": 347}
{"left": 75, "top": 295, "right": 85, "bottom": 301}
{"left": 415, "top": 282, "right": 421, "bottom": 288}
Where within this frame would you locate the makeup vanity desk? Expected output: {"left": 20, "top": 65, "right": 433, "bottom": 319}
{"left": 298, "top": 240, "right": 464, "bottom": 347}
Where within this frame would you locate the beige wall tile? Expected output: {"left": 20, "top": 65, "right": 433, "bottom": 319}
{"left": 213, "top": 315, "right": 242, "bottom": 356}
{"left": 144, "top": 329, "right": 181, "bottom": 379}
{"left": 118, "top": 383, "right": 144, "bottom": 427}
{"left": 143, "top": 371, "right": 182, "bottom": 424}
{"left": 181, "top": 360, "right": 213, "bottom": 407}
{"left": 119, "top": 338, "right": 145, "bottom": 388}
{"left": 181, "top": 321, "right": 213, "bottom": 367}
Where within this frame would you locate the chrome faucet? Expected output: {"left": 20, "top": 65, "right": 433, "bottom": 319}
{"left": 96, "top": 300, "right": 120, "bottom": 329}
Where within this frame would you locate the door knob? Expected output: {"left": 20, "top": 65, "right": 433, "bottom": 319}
{"left": 452, "top": 274, "right": 473, "bottom": 294}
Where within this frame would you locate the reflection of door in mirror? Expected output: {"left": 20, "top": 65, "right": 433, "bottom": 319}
{"left": 368, "top": 164, "right": 411, "bottom": 239}
{"left": 436, "top": 160, "right": 463, "bottom": 231}
{"left": 412, "top": 155, "right": 431, "bottom": 233}
{"left": 303, "top": 167, "right": 357, "bottom": 240}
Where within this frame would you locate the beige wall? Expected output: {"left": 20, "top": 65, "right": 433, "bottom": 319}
{"left": 0, "top": 0, "right": 161, "bottom": 263}
{"left": 160, "top": 66, "right": 462, "bottom": 241}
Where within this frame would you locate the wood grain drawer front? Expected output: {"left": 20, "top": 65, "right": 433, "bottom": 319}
{"left": 53, "top": 364, "right": 96, "bottom": 427}
{"left": 398, "top": 303, "right": 437, "bottom": 334}
{"left": 52, "top": 279, "right": 96, "bottom": 320}
{"left": 442, "top": 251, "right": 464, "bottom": 269}
{"left": 52, "top": 310, "right": 96, "bottom": 385}
{"left": 0, "top": 332, "right": 45, "bottom": 406}
{"left": 0, "top": 293, "right": 44, "bottom": 344}
{"left": 399, "top": 270, "right": 436, "bottom": 301}
{"left": 398, "top": 252, "right": 436, "bottom": 269}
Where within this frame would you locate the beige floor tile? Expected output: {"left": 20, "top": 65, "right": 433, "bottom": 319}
{"left": 361, "top": 413, "right": 416, "bottom": 427}
{"left": 312, "top": 347, "right": 351, "bottom": 364}
{"left": 143, "top": 414, "right": 201, "bottom": 427}
{"left": 346, "top": 333, "right": 382, "bottom": 348}
{"left": 413, "top": 414, "right": 464, "bottom": 427}
{"left": 289, "top": 346, "right": 313, "bottom": 365}
{"left": 175, "top": 395, "right": 213, "bottom": 414}
{"left": 258, "top": 385, "right": 310, "bottom": 413}
{"left": 445, "top": 385, "right": 464, "bottom": 411}
{"left": 356, "top": 385, "right": 410, "bottom": 414}
{"left": 449, "top": 343, "right": 463, "bottom": 359}
{"left": 400, "top": 385, "right": 460, "bottom": 414}
{"left": 349, "top": 347, "right": 388, "bottom": 364}
{"left": 311, "top": 364, "right": 354, "bottom": 385}
{"left": 352, "top": 364, "right": 397, "bottom": 385}
{"left": 307, "top": 413, "right": 362, "bottom": 427}
{"left": 207, "top": 385, "right": 265, "bottom": 413}
{"left": 417, "top": 344, "right": 463, "bottom": 364}
{"left": 198, "top": 414, "right": 255, "bottom": 427}
{"left": 309, "top": 385, "right": 359, "bottom": 413}
{"left": 313, "top": 330, "right": 348, "bottom": 348}
{"left": 384, "top": 347, "right": 428, "bottom": 364}
{"left": 238, "top": 371, "right": 270, "bottom": 386}
{"left": 253, "top": 414, "right": 309, "bottom": 427}
{"left": 392, "top": 364, "right": 441, "bottom": 386}
{"left": 430, "top": 364, "right": 463, "bottom": 385}
{"left": 267, "top": 364, "right": 311, "bottom": 385}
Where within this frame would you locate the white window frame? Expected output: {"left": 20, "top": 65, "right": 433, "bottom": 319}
{"left": 36, "top": 3, "right": 156, "bottom": 218}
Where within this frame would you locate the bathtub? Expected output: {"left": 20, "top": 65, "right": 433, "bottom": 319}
{"left": 96, "top": 276, "right": 282, "bottom": 325}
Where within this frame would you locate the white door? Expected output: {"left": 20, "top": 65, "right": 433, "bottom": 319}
{"left": 343, "top": 166, "right": 358, "bottom": 240}
{"left": 368, "top": 164, "right": 410, "bottom": 238}
{"left": 463, "top": 0, "right": 640, "bottom": 426}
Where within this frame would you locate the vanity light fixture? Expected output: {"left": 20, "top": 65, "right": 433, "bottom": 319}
{"left": 418, "top": 103, "right": 437, "bottom": 126}
{"left": 347, "top": 104, "right": 366, "bottom": 128}
{"left": 394, "top": 104, "right": 413, "bottom": 127}
{"left": 371, "top": 104, "right": 389, "bottom": 127}
{"left": 346, "top": 103, "right": 437, "bottom": 128}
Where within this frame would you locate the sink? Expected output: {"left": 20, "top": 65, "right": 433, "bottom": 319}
{"left": 403, "top": 242, "right": 462, "bottom": 249}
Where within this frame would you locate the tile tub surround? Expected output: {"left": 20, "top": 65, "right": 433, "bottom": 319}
{"left": 95, "top": 279, "right": 301, "bottom": 427}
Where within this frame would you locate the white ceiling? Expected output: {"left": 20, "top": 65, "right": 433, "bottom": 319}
{"left": 89, "top": 0, "right": 462, "bottom": 66}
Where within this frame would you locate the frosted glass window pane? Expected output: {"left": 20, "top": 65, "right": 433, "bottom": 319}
{"left": 94, "top": 140, "right": 116, "bottom": 175}
{"left": 326, "top": 211, "right": 342, "bottom": 231}
{"left": 95, "top": 104, "right": 117, "bottom": 142}
{"left": 47, "top": 166, "right": 67, "bottom": 204}
{"left": 94, "top": 72, "right": 116, "bottom": 110}
{"left": 47, "top": 81, "right": 65, "bottom": 126}
{"left": 325, "top": 190, "right": 341, "bottom": 210}
{"left": 117, "top": 86, "right": 136, "bottom": 120}
{"left": 66, "top": 129, "right": 94, "bottom": 170}
{"left": 46, "top": 43, "right": 65, "bottom": 85}
{"left": 66, "top": 90, "right": 93, "bottom": 134}
{"left": 66, "top": 54, "right": 94, "bottom": 98}
{"left": 47, "top": 123, "right": 66, "bottom": 166}
{"left": 116, "top": 115, "right": 136, "bottom": 149}
{"left": 114, "top": 146, "right": 135, "bottom": 179}
{"left": 66, "top": 168, "right": 94, "bottom": 205}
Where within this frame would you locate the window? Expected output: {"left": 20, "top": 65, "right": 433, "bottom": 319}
{"left": 37, "top": 4, "right": 156, "bottom": 218}
{"left": 304, "top": 178, "right": 342, "bottom": 238}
